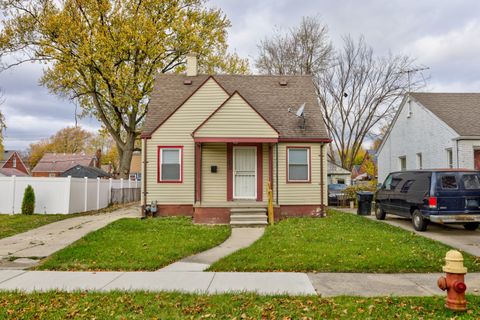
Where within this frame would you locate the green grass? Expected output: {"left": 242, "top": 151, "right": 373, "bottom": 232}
{"left": 1, "top": 291, "right": 479, "bottom": 319}
{"left": 209, "top": 209, "right": 480, "bottom": 273}
{"left": 36, "top": 217, "right": 230, "bottom": 271}
{"left": 0, "top": 204, "right": 131, "bottom": 239}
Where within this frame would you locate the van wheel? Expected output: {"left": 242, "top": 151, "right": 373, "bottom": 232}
{"left": 412, "top": 210, "right": 428, "bottom": 231}
{"left": 375, "top": 205, "right": 386, "bottom": 220}
{"left": 464, "top": 222, "right": 479, "bottom": 231}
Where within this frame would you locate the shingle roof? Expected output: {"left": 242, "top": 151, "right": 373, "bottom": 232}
{"left": 33, "top": 153, "right": 94, "bottom": 173}
{"left": 0, "top": 168, "right": 29, "bottom": 177}
{"left": 410, "top": 92, "right": 480, "bottom": 136}
{"left": 142, "top": 74, "right": 329, "bottom": 140}
{"left": 60, "top": 165, "right": 112, "bottom": 178}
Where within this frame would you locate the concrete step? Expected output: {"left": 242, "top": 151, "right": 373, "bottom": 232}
{"left": 230, "top": 208, "right": 267, "bottom": 213}
{"left": 230, "top": 214, "right": 268, "bottom": 222}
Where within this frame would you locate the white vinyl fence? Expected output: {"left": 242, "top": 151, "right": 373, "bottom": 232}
{"left": 0, "top": 176, "right": 140, "bottom": 215}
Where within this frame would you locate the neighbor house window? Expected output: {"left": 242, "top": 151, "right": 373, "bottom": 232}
{"left": 416, "top": 153, "right": 422, "bottom": 169}
{"left": 287, "top": 147, "right": 310, "bottom": 182}
{"left": 12, "top": 157, "right": 17, "bottom": 168}
{"left": 399, "top": 156, "right": 407, "bottom": 171}
{"left": 158, "top": 146, "right": 183, "bottom": 183}
{"left": 446, "top": 149, "right": 453, "bottom": 168}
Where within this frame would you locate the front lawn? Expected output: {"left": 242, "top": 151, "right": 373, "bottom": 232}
{"left": 209, "top": 209, "right": 480, "bottom": 273}
{"left": 0, "top": 204, "right": 131, "bottom": 239}
{"left": 1, "top": 291, "right": 479, "bottom": 319}
{"left": 36, "top": 217, "right": 230, "bottom": 271}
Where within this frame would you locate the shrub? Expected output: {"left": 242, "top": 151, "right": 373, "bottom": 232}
{"left": 344, "top": 183, "right": 377, "bottom": 203}
{"left": 21, "top": 185, "right": 35, "bottom": 215}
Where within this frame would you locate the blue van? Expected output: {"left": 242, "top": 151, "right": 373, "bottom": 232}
{"left": 375, "top": 170, "right": 480, "bottom": 231}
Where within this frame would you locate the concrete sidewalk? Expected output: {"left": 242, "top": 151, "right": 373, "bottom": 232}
{"left": 1, "top": 270, "right": 479, "bottom": 296}
{"left": 159, "top": 227, "right": 265, "bottom": 272}
{"left": 0, "top": 206, "right": 140, "bottom": 269}
{"left": 339, "top": 208, "right": 480, "bottom": 257}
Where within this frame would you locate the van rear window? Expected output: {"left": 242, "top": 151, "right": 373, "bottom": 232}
{"left": 462, "top": 174, "right": 480, "bottom": 190}
{"left": 441, "top": 175, "right": 458, "bottom": 189}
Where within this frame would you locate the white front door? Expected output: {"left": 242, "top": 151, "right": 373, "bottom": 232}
{"left": 233, "top": 147, "right": 257, "bottom": 199}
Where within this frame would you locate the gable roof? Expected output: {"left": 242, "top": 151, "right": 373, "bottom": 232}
{"left": 142, "top": 74, "right": 330, "bottom": 140}
{"left": 410, "top": 92, "right": 480, "bottom": 136}
{"left": 33, "top": 153, "right": 94, "bottom": 173}
{"left": 193, "top": 91, "right": 279, "bottom": 138}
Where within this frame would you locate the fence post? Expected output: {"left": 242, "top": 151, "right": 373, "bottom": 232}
{"left": 65, "top": 176, "right": 72, "bottom": 214}
{"left": 11, "top": 175, "right": 16, "bottom": 214}
{"left": 84, "top": 177, "right": 88, "bottom": 212}
{"left": 109, "top": 178, "right": 113, "bottom": 204}
{"left": 96, "top": 177, "right": 101, "bottom": 210}
{"left": 120, "top": 178, "right": 124, "bottom": 204}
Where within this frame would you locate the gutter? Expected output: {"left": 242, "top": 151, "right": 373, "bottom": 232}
{"left": 320, "top": 143, "right": 325, "bottom": 215}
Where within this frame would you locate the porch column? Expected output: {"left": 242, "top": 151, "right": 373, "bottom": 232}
{"left": 195, "top": 142, "right": 202, "bottom": 203}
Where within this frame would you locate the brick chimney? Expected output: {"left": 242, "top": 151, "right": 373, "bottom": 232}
{"left": 95, "top": 149, "right": 102, "bottom": 168}
{"left": 186, "top": 53, "right": 197, "bottom": 77}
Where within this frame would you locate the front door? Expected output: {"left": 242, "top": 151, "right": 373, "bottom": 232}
{"left": 233, "top": 147, "right": 257, "bottom": 199}
{"left": 475, "top": 149, "right": 480, "bottom": 170}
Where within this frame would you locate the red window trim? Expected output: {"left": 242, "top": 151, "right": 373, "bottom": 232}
{"left": 286, "top": 146, "right": 311, "bottom": 183}
{"left": 157, "top": 146, "right": 184, "bottom": 183}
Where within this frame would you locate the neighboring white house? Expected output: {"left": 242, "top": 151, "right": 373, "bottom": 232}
{"left": 327, "top": 160, "right": 351, "bottom": 185}
{"left": 377, "top": 92, "right": 480, "bottom": 183}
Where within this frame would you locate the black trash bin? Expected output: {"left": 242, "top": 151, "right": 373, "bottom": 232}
{"left": 356, "top": 191, "right": 374, "bottom": 215}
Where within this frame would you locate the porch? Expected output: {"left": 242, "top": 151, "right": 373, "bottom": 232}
{"left": 193, "top": 140, "right": 276, "bottom": 225}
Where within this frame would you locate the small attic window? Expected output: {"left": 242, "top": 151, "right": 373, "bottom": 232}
{"left": 279, "top": 80, "right": 288, "bottom": 86}
{"left": 183, "top": 79, "right": 192, "bottom": 85}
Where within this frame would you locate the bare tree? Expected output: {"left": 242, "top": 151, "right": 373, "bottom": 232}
{"left": 255, "top": 16, "right": 332, "bottom": 75}
{"left": 317, "top": 36, "right": 425, "bottom": 170}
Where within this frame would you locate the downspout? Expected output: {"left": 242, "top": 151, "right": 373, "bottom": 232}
{"left": 320, "top": 143, "right": 325, "bottom": 215}
{"left": 275, "top": 143, "right": 279, "bottom": 205}
{"left": 142, "top": 138, "right": 148, "bottom": 217}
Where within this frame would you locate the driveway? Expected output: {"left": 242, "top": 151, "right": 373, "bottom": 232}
{"left": 339, "top": 208, "right": 480, "bottom": 257}
{"left": 0, "top": 206, "right": 140, "bottom": 269}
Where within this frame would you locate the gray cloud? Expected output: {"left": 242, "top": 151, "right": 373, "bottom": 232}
{"left": 2, "top": 0, "right": 480, "bottom": 150}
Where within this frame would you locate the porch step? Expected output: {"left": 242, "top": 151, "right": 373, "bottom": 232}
{"left": 230, "top": 208, "right": 268, "bottom": 227}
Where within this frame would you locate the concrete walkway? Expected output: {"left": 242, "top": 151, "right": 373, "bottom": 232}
{"left": 0, "top": 270, "right": 479, "bottom": 296}
{"left": 340, "top": 208, "right": 480, "bottom": 257}
{"left": 159, "top": 227, "right": 265, "bottom": 272}
{"left": 0, "top": 206, "right": 140, "bottom": 269}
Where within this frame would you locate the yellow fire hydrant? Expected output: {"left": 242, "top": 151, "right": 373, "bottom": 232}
{"left": 437, "top": 250, "right": 468, "bottom": 312}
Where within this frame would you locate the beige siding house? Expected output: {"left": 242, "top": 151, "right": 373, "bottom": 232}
{"left": 141, "top": 56, "right": 331, "bottom": 224}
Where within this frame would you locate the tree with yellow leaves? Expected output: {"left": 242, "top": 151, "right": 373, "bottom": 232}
{"left": 0, "top": 0, "right": 248, "bottom": 177}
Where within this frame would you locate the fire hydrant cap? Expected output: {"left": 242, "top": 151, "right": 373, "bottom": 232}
{"left": 442, "top": 250, "right": 468, "bottom": 274}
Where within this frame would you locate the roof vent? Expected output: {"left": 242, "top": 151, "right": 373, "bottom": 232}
{"left": 183, "top": 79, "right": 192, "bottom": 85}
{"left": 279, "top": 80, "right": 288, "bottom": 86}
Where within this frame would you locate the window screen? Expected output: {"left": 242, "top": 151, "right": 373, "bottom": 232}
{"left": 288, "top": 148, "right": 309, "bottom": 181}
{"left": 161, "top": 148, "right": 181, "bottom": 181}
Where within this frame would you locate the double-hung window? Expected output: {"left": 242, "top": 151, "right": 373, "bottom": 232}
{"left": 287, "top": 147, "right": 310, "bottom": 182}
{"left": 158, "top": 146, "right": 183, "bottom": 183}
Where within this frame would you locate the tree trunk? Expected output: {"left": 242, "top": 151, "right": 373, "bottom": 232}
{"left": 117, "top": 133, "right": 136, "bottom": 179}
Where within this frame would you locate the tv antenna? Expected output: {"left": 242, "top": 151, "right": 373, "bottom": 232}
{"left": 288, "top": 103, "right": 306, "bottom": 129}
{"left": 399, "top": 66, "right": 430, "bottom": 92}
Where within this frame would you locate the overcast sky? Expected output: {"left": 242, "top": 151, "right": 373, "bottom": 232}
{"left": 1, "top": 0, "right": 479, "bottom": 151}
